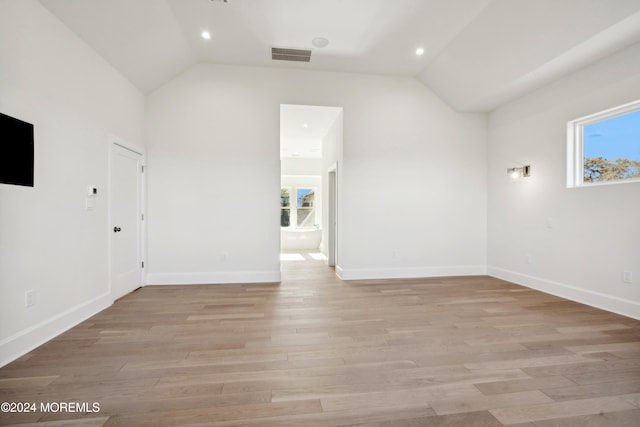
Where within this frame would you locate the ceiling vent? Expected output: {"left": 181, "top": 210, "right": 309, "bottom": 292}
{"left": 271, "top": 47, "right": 311, "bottom": 62}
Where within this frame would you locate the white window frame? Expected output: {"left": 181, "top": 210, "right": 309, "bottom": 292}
{"left": 280, "top": 187, "right": 292, "bottom": 228}
{"left": 280, "top": 186, "right": 317, "bottom": 228}
{"left": 567, "top": 99, "right": 640, "bottom": 188}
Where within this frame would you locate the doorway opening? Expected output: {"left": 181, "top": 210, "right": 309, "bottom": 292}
{"left": 279, "top": 104, "right": 342, "bottom": 272}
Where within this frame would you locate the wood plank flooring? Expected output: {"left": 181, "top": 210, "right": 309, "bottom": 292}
{"left": 1, "top": 253, "right": 639, "bottom": 426}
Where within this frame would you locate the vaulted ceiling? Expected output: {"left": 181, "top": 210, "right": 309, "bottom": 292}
{"left": 39, "top": 0, "right": 640, "bottom": 112}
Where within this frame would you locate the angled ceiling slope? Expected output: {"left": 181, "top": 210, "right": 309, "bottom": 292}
{"left": 419, "top": 0, "right": 640, "bottom": 112}
{"left": 39, "top": 0, "right": 640, "bottom": 112}
{"left": 39, "top": 0, "right": 196, "bottom": 93}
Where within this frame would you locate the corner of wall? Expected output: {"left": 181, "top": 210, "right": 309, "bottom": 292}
{"left": 0, "top": 293, "right": 112, "bottom": 368}
{"left": 488, "top": 266, "right": 640, "bottom": 320}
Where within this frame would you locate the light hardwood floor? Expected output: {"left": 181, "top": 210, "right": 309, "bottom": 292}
{"left": 1, "top": 254, "right": 639, "bottom": 426}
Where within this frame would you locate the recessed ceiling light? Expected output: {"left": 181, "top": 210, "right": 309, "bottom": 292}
{"left": 303, "top": 123, "right": 309, "bottom": 128}
{"left": 415, "top": 47, "right": 425, "bottom": 56}
{"left": 201, "top": 31, "right": 211, "bottom": 40}
{"left": 312, "top": 37, "right": 329, "bottom": 48}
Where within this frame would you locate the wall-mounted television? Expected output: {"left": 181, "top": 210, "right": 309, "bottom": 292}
{"left": 0, "top": 112, "right": 34, "bottom": 187}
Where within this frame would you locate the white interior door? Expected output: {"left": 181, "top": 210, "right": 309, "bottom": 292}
{"left": 110, "top": 143, "right": 143, "bottom": 300}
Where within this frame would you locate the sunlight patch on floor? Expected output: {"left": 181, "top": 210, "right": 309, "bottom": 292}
{"left": 280, "top": 253, "right": 305, "bottom": 261}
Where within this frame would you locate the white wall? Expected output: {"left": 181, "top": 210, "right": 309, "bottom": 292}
{"left": 281, "top": 158, "right": 322, "bottom": 176}
{"left": 487, "top": 42, "right": 640, "bottom": 319}
{"left": 338, "top": 77, "right": 487, "bottom": 279}
{"left": 0, "top": 0, "right": 145, "bottom": 366}
{"left": 145, "top": 64, "right": 487, "bottom": 283}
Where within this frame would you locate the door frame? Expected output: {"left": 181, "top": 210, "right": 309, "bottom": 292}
{"left": 108, "top": 136, "right": 146, "bottom": 300}
{"left": 327, "top": 163, "right": 338, "bottom": 267}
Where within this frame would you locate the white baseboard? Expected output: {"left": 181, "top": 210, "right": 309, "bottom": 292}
{"left": 146, "top": 270, "right": 282, "bottom": 285}
{"left": 337, "top": 265, "right": 487, "bottom": 281}
{"left": 4, "top": 266, "right": 635, "bottom": 368}
{"left": 0, "top": 293, "right": 112, "bottom": 368}
{"left": 488, "top": 266, "right": 640, "bottom": 320}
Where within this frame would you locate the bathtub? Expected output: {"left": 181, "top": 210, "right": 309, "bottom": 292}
{"left": 281, "top": 227, "right": 322, "bottom": 250}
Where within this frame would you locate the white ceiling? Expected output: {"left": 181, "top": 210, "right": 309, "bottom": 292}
{"left": 39, "top": 0, "right": 640, "bottom": 112}
{"left": 280, "top": 105, "right": 342, "bottom": 159}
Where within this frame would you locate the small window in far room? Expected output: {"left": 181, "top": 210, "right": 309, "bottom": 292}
{"left": 280, "top": 187, "right": 317, "bottom": 228}
{"left": 280, "top": 188, "right": 290, "bottom": 227}
{"left": 296, "top": 188, "right": 315, "bottom": 227}
{"left": 567, "top": 100, "right": 640, "bottom": 188}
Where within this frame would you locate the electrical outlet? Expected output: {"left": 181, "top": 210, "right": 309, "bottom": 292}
{"left": 25, "top": 290, "right": 35, "bottom": 307}
{"left": 525, "top": 254, "right": 533, "bottom": 264}
{"left": 623, "top": 271, "right": 633, "bottom": 284}
{"left": 392, "top": 250, "right": 398, "bottom": 259}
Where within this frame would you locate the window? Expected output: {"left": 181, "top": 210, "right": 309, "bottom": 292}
{"left": 567, "top": 100, "right": 640, "bottom": 187}
{"left": 296, "top": 188, "right": 315, "bottom": 227}
{"left": 280, "top": 187, "right": 316, "bottom": 228}
{"left": 280, "top": 188, "right": 291, "bottom": 227}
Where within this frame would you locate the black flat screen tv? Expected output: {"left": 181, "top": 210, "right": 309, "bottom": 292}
{"left": 0, "top": 112, "right": 34, "bottom": 187}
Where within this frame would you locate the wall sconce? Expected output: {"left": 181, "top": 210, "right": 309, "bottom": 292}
{"left": 507, "top": 165, "right": 531, "bottom": 179}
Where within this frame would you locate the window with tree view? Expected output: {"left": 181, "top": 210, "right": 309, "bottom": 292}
{"left": 280, "top": 187, "right": 316, "bottom": 228}
{"left": 567, "top": 100, "right": 640, "bottom": 187}
{"left": 280, "top": 188, "right": 290, "bottom": 227}
{"left": 296, "top": 188, "right": 315, "bottom": 227}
